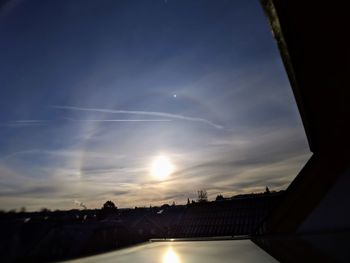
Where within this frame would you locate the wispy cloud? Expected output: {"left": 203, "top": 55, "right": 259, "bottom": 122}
{"left": 53, "top": 105, "right": 223, "bottom": 129}
{"left": 63, "top": 117, "right": 172, "bottom": 122}
{"left": 0, "top": 120, "right": 48, "bottom": 127}
{"left": 0, "top": 148, "right": 124, "bottom": 163}
{"left": 74, "top": 199, "right": 87, "bottom": 209}
{"left": 0, "top": 149, "right": 41, "bottom": 162}
{"left": 0, "top": 0, "right": 311, "bottom": 211}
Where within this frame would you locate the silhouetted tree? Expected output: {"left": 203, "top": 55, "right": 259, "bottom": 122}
{"left": 265, "top": 186, "right": 270, "bottom": 194}
{"left": 40, "top": 208, "right": 50, "bottom": 213}
{"left": 187, "top": 198, "right": 190, "bottom": 205}
{"left": 102, "top": 200, "right": 117, "bottom": 210}
{"left": 215, "top": 194, "right": 224, "bottom": 201}
{"left": 197, "top": 190, "right": 208, "bottom": 202}
{"left": 99, "top": 200, "right": 118, "bottom": 220}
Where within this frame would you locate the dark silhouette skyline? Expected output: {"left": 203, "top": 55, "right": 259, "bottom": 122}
{"left": 0, "top": 189, "right": 284, "bottom": 262}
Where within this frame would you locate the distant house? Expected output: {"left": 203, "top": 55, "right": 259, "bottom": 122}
{"left": 172, "top": 191, "right": 285, "bottom": 238}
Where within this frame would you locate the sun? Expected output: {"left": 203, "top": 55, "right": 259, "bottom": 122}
{"left": 151, "top": 156, "right": 174, "bottom": 180}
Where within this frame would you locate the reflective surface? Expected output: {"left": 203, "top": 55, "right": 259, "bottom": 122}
{"left": 65, "top": 240, "right": 277, "bottom": 263}
{"left": 163, "top": 247, "right": 180, "bottom": 263}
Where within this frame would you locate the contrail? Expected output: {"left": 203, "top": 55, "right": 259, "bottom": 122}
{"left": 12, "top": 120, "right": 47, "bottom": 123}
{"left": 53, "top": 105, "right": 223, "bottom": 129}
{"left": 63, "top": 117, "right": 172, "bottom": 122}
{"left": 0, "top": 120, "right": 48, "bottom": 127}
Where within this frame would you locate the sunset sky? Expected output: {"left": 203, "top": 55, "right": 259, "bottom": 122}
{"left": 0, "top": 0, "right": 310, "bottom": 211}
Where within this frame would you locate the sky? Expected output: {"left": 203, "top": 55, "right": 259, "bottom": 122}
{"left": 0, "top": 0, "right": 310, "bottom": 211}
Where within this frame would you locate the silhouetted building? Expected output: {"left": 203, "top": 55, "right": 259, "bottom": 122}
{"left": 0, "top": 191, "right": 284, "bottom": 262}
{"left": 172, "top": 191, "right": 284, "bottom": 237}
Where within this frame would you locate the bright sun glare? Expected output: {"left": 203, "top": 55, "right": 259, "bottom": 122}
{"left": 163, "top": 247, "right": 180, "bottom": 263}
{"left": 151, "top": 156, "right": 174, "bottom": 180}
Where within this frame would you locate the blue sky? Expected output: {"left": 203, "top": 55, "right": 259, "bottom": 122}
{"left": 0, "top": 0, "right": 310, "bottom": 211}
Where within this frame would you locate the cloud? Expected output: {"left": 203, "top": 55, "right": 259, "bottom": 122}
{"left": 0, "top": 0, "right": 311, "bottom": 211}
{"left": 0, "top": 149, "right": 42, "bottom": 162}
{"left": 52, "top": 105, "right": 223, "bottom": 129}
{"left": 63, "top": 117, "right": 172, "bottom": 122}
{"left": 74, "top": 199, "right": 87, "bottom": 209}
{"left": 0, "top": 184, "right": 59, "bottom": 198}
{"left": 0, "top": 120, "right": 310, "bottom": 211}
{"left": 0, "top": 120, "right": 48, "bottom": 128}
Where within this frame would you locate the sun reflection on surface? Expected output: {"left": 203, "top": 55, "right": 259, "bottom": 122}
{"left": 162, "top": 247, "right": 181, "bottom": 263}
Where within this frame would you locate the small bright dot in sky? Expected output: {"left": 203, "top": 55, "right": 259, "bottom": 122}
{"left": 151, "top": 156, "right": 174, "bottom": 181}
{"left": 173, "top": 94, "right": 177, "bottom": 98}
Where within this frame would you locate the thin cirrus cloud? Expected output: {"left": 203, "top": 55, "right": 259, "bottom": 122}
{"left": 63, "top": 117, "right": 172, "bottom": 122}
{"left": 52, "top": 105, "right": 224, "bottom": 129}
{"left": 0, "top": 120, "right": 48, "bottom": 127}
{"left": 0, "top": 118, "right": 171, "bottom": 128}
{"left": 0, "top": 0, "right": 311, "bottom": 211}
